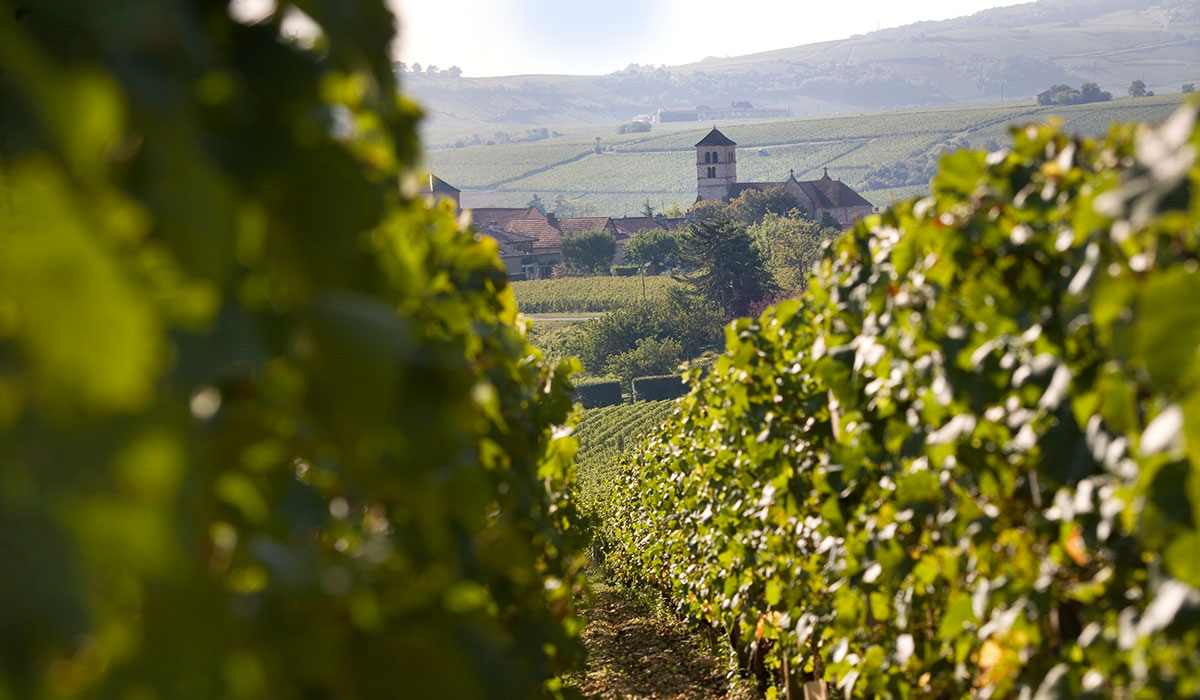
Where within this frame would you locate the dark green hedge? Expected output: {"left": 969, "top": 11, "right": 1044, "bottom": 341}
{"left": 575, "top": 379, "right": 623, "bottom": 408}
{"left": 632, "top": 374, "right": 688, "bottom": 402}
{"left": 611, "top": 265, "right": 640, "bottom": 277}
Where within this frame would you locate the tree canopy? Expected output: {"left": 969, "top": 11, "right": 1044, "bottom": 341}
{"left": 623, "top": 228, "right": 682, "bottom": 273}
{"left": 748, "top": 212, "right": 834, "bottom": 296}
{"left": 1037, "top": 81, "right": 1112, "bottom": 105}
{"left": 678, "top": 218, "right": 778, "bottom": 319}
{"left": 561, "top": 228, "right": 617, "bottom": 274}
{"left": 727, "top": 186, "right": 802, "bottom": 224}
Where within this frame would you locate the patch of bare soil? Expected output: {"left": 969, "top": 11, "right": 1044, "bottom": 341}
{"left": 572, "top": 580, "right": 757, "bottom": 700}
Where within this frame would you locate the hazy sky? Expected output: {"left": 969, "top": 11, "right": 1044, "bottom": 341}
{"left": 390, "top": 0, "right": 1029, "bottom": 77}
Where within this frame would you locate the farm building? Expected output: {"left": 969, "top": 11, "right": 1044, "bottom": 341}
{"left": 653, "top": 107, "right": 700, "bottom": 123}
{"left": 697, "top": 101, "right": 791, "bottom": 120}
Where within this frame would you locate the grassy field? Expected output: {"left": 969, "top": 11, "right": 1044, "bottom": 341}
{"left": 426, "top": 95, "right": 1188, "bottom": 216}
{"left": 512, "top": 276, "right": 681, "bottom": 314}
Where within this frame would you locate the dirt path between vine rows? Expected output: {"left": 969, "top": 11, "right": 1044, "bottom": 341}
{"left": 572, "top": 580, "right": 757, "bottom": 700}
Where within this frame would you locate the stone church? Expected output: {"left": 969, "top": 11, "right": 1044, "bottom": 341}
{"left": 695, "top": 127, "right": 874, "bottom": 228}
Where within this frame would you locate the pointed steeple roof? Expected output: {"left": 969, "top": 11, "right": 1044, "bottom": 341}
{"left": 695, "top": 127, "right": 736, "bottom": 147}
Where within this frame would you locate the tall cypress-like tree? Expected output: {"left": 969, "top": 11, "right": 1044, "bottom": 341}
{"left": 678, "top": 217, "right": 777, "bottom": 318}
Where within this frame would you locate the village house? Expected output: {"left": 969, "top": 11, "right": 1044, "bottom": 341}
{"left": 698, "top": 102, "right": 792, "bottom": 121}
{"left": 694, "top": 127, "right": 873, "bottom": 229}
{"left": 653, "top": 106, "right": 699, "bottom": 123}
{"left": 469, "top": 206, "right": 555, "bottom": 279}
{"left": 466, "top": 206, "right": 628, "bottom": 280}
{"left": 612, "top": 215, "right": 688, "bottom": 238}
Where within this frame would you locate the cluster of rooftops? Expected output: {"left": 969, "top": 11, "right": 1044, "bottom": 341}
{"left": 417, "top": 175, "right": 689, "bottom": 278}
{"left": 419, "top": 127, "right": 875, "bottom": 279}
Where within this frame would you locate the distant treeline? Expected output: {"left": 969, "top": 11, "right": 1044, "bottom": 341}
{"left": 443, "top": 127, "right": 561, "bottom": 149}
{"left": 1037, "top": 82, "right": 1113, "bottom": 106}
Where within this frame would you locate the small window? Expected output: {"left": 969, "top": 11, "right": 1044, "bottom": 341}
{"left": 704, "top": 152, "right": 711, "bottom": 163}
{"left": 712, "top": 151, "right": 719, "bottom": 163}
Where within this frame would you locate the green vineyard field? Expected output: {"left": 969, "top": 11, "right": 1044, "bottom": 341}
{"left": 573, "top": 399, "right": 677, "bottom": 515}
{"left": 513, "top": 275, "right": 681, "bottom": 313}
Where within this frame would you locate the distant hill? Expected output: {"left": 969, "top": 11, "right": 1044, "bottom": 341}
{"left": 406, "top": 0, "right": 1199, "bottom": 130}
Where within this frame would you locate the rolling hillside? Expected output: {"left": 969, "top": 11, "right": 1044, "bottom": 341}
{"left": 408, "top": 0, "right": 1199, "bottom": 131}
{"left": 423, "top": 94, "right": 1189, "bottom": 216}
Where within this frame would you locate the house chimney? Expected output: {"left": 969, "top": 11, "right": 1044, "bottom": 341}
{"left": 546, "top": 213, "right": 557, "bottom": 225}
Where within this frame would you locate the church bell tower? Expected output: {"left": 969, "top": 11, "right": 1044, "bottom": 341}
{"left": 695, "top": 127, "right": 737, "bottom": 202}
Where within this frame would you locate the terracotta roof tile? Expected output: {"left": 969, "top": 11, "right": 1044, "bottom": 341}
{"left": 556, "top": 217, "right": 614, "bottom": 235}
{"left": 477, "top": 225, "right": 536, "bottom": 245}
{"left": 505, "top": 218, "right": 563, "bottom": 252}
{"left": 473, "top": 225, "right": 534, "bottom": 258}
{"left": 810, "top": 177, "right": 873, "bottom": 208}
{"left": 729, "top": 177, "right": 871, "bottom": 210}
{"left": 612, "top": 216, "right": 658, "bottom": 236}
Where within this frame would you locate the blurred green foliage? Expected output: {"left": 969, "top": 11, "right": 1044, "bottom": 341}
{"left": 0, "top": 2, "right": 585, "bottom": 698}
{"left": 599, "top": 105, "right": 1200, "bottom": 698}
